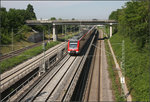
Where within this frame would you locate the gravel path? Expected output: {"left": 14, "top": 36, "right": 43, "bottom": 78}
{"left": 100, "top": 30, "right": 114, "bottom": 101}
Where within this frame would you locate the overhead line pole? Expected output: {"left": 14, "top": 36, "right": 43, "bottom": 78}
{"left": 48, "top": 25, "right": 50, "bottom": 43}
{"left": 43, "top": 30, "right": 45, "bottom": 73}
{"left": 65, "top": 24, "right": 67, "bottom": 52}
{"left": 65, "top": 25, "right": 66, "bottom": 42}
{"left": 62, "top": 25, "right": 63, "bottom": 36}
{"left": 11, "top": 28, "right": 14, "bottom": 51}
{"left": 121, "top": 40, "right": 125, "bottom": 98}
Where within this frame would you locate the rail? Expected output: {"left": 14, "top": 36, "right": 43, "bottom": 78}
{"left": 16, "top": 54, "right": 70, "bottom": 102}
{"left": 1, "top": 50, "right": 67, "bottom": 102}
{"left": 63, "top": 29, "right": 97, "bottom": 101}
{"left": 0, "top": 42, "right": 67, "bottom": 92}
{"left": 1, "top": 72, "right": 38, "bottom": 102}
{"left": 3, "top": 28, "right": 97, "bottom": 101}
{"left": 0, "top": 40, "right": 46, "bottom": 62}
{"left": 83, "top": 32, "right": 101, "bottom": 101}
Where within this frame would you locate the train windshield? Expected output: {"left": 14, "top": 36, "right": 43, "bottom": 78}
{"left": 69, "top": 43, "right": 77, "bottom": 49}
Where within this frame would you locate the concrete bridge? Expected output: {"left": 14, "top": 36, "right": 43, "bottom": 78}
{"left": 26, "top": 19, "right": 117, "bottom": 41}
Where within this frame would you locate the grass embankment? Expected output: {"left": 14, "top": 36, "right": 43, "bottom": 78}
{"left": 0, "top": 41, "right": 60, "bottom": 73}
{"left": 0, "top": 32, "right": 78, "bottom": 73}
{"left": 104, "top": 36, "right": 125, "bottom": 101}
{"left": 0, "top": 32, "right": 77, "bottom": 55}
{"left": 109, "top": 33, "right": 149, "bottom": 101}
{"left": 0, "top": 41, "right": 35, "bottom": 54}
{"left": 1, "top": 31, "right": 36, "bottom": 55}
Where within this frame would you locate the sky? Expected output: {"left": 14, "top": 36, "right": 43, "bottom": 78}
{"left": 1, "top": 1, "right": 128, "bottom": 20}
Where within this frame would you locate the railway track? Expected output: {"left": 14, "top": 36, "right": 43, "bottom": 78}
{"left": 0, "top": 41, "right": 47, "bottom": 62}
{"left": 14, "top": 54, "right": 72, "bottom": 102}
{"left": 16, "top": 54, "right": 86, "bottom": 102}
{"left": 0, "top": 32, "right": 77, "bottom": 62}
{"left": 83, "top": 30, "right": 102, "bottom": 101}
{"left": 31, "top": 56, "right": 76, "bottom": 102}
{"left": 63, "top": 30, "right": 97, "bottom": 102}
{"left": 0, "top": 42, "right": 67, "bottom": 92}
{"left": 1, "top": 51, "right": 68, "bottom": 102}
{"left": 82, "top": 29, "right": 114, "bottom": 101}
{"left": 1, "top": 29, "right": 97, "bottom": 102}
{"left": 15, "top": 30, "right": 97, "bottom": 102}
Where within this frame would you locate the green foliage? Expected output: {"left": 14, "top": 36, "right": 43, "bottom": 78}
{"left": 1, "top": 33, "right": 11, "bottom": 44}
{"left": 45, "top": 41, "right": 60, "bottom": 50}
{"left": 26, "top": 4, "right": 36, "bottom": 20}
{"left": 0, "top": 8, "right": 9, "bottom": 31}
{"left": 105, "top": 39, "right": 125, "bottom": 101}
{"left": 20, "top": 25, "right": 32, "bottom": 33}
{"left": 108, "top": 2, "right": 149, "bottom": 100}
{"left": 14, "top": 25, "right": 32, "bottom": 41}
{"left": 109, "top": 0, "right": 149, "bottom": 49}
{"left": 0, "top": 4, "right": 37, "bottom": 45}
{"left": 50, "top": 17, "right": 56, "bottom": 20}
{"left": 0, "top": 41, "right": 60, "bottom": 73}
{"left": 109, "top": 9, "right": 122, "bottom": 20}
{"left": 15, "top": 34, "right": 22, "bottom": 42}
{"left": 72, "top": 18, "right": 75, "bottom": 20}
{"left": 58, "top": 18, "right": 62, "bottom": 20}
{"left": 6, "top": 8, "right": 31, "bottom": 31}
{"left": 110, "top": 33, "right": 149, "bottom": 101}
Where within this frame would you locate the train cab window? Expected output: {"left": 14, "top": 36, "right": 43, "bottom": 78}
{"left": 69, "top": 43, "right": 77, "bottom": 49}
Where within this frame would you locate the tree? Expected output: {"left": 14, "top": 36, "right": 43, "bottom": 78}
{"left": 72, "top": 18, "right": 75, "bottom": 20}
{"left": 26, "top": 4, "right": 36, "bottom": 20}
{"left": 0, "top": 4, "right": 37, "bottom": 44}
{"left": 109, "top": 0, "right": 149, "bottom": 49}
{"left": 58, "top": 18, "right": 62, "bottom": 21}
{"left": 50, "top": 17, "right": 56, "bottom": 20}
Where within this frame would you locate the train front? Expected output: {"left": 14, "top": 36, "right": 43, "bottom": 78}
{"left": 68, "top": 40, "right": 79, "bottom": 55}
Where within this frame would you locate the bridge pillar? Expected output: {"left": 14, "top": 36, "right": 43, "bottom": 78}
{"left": 110, "top": 23, "right": 112, "bottom": 38}
{"left": 53, "top": 23, "right": 57, "bottom": 41}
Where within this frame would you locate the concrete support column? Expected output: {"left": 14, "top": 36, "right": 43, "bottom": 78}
{"left": 53, "top": 23, "right": 57, "bottom": 41}
{"left": 110, "top": 23, "right": 112, "bottom": 38}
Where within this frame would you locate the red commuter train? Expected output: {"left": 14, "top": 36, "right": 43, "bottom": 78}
{"left": 68, "top": 26, "right": 96, "bottom": 55}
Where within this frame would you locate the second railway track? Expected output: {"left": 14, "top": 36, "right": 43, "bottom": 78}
{"left": 0, "top": 42, "right": 67, "bottom": 92}
{"left": 16, "top": 29, "right": 97, "bottom": 102}
{"left": 1, "top": 27, "right": 98, "bottom": 102}
{"left": 17, "top": 52, "right": 86, "bottom": 102}
{"left": 17, "top": 55, "right": 73, "bottom": 102}
{"left": 83, "top": 30, "right": 102, "bottom": 102}
{"left": 0, "top": 40, "right": 47, "bottom": 62}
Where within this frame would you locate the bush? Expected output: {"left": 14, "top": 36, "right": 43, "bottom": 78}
{"left": 1, "top": 34, "right": 11, "bottom": 44}
{"left": 20, "top": 25, "right": 32, "bottom": 33}
{"left": 110, "top": 33, "right": 149, "bottom": 101}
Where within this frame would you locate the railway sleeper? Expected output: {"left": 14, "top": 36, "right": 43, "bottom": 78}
{"left": 1, "top": 49, "right": 67, "bottom": 102}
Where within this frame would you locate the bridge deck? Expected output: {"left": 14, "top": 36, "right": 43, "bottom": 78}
{"left": 26, "top": 20, "right": 117, "bottom": 25}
